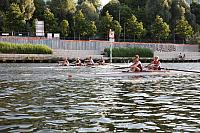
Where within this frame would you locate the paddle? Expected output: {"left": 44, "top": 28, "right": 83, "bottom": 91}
{"left": 161, "top": 68, "right": 200, "bottom": 73}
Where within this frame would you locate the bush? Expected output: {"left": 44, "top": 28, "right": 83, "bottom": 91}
{"left": 0, "top": 42, "right": 53, "bottom": 54}
{"left": 104, "top": 47, "right": 153, "bottom": 57}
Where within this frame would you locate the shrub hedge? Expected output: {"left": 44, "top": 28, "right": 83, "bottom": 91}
{"left": 0, "top": 42, "right": 53, "bottom": 54}
{"left": 104, "top": 47, "right": 153, "bottom": 57}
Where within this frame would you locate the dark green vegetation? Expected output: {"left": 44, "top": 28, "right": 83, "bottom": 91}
{"left": 0, "top": 42, "right": 53, "bottom": 54}
{"left": 0, "top": 0, "right": 200, "bottom": 45}
{"left": 104, "top": 47, "right": 153, "bottom": 57}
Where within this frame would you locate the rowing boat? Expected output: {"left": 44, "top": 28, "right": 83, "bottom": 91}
{"left": 75, "top": 70, "right": 171, "bottom": 78}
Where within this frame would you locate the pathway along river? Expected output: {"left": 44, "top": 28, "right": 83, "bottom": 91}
{"left": 0, "top": 63, "right": 200, "bottom": 132}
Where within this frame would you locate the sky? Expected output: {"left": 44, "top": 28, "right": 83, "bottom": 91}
{"left": 101, "top": 0, "right": 110, "bottom": 6}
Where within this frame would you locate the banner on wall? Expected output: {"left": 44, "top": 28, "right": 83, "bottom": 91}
{"left": 36, "top": 21, "right": 45, "bottom": 37}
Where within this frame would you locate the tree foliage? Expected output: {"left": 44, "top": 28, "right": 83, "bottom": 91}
{"left": 73, "top": 10, "right": 97, "bottom": 38}
{"left": 126, "top": 15, "right": 145, "bottom": 39}
{"left": 98, "top": 11, "right": 114, "bottom": 36}
{"left": 101, "top": 0, "right": 120, "bottom": 22}
{"left": 0, "top": 0, "right": 10, "bottom": 12}
{"left": 78, "top": 1, "right": 99, "bottom": 21}
{"left": 33, "top": 0, "right": 45, "bottom": 20}
{"left": 6, "top": 3, "right": 25, "bottom": 32}
{"left": 175, "top": 17, "right": 193, "bottom": 40}
{"left": 151, "top": 15, "right": 170, "bottom": 40}
{"left": 44, "top": 8, "right": 58, "bottom": 33}
{"left": 60, "top": 20, "right": 69, "bottom": 37}
{"left": 0, "top": 0, "right": 200, "bottom": 43}
{"left": 191, "top": 2, "right": 200, "bottom": 25}
{"left": 50, "top": 0, "right": 76, "bottom": 20}
{"left": 78, "top": 0, "right": 101, "bottom": 9}
{"left": 20, "top": 0, "right": 35, "bottom": 21}
{"left": 146, "top": 0, "right": 172, "bottom": 24}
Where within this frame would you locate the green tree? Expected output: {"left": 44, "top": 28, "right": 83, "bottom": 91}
{"left": 78, "top": 1, "right": 99, "bottom": 21}
{"left": 170, "top": 0, "right": 196, "bottom": 30}
{"left": 0, "top": 0, "right": 10, "bottom": 12}
{"left": 0, "top": 11, "right": 5, "bottom": 31}
{"left": 126, "top": 15, "right": 145, "bottom": 41}
{"left": 60, "top": 20, "right": 69, "bottom": 37}
{"left": 119, "top": 0, "right": 147, "bottom": 9}
{"left": 146, "top": 0, "right": 172, "bottom": 24}
{"left": 44, "top": 8, "right": 58, "bottom": 33}
{"left": 151, "top": 15, "right": 170, "bottom": 41}
{"left": 50, "top": 0, "right": 76, "bottom": 20}
{"left": 73, "top": 10, "right": 86, "bottom": 38}
{"left": 98, "top": 11, "right": 114, "bottom": 37}
{"left": 74, "top": 10, "right": 97, "bottom": 38}
{"left": 6, "top": 3, "right": 25, "bottom": 32}
{"left": 175, "top": 17, "right": 193, "bottom": 42}
{"left": 31, "top": 18, "right": 37, "bottom": 33}
{"left": 85, "top": 21, "right": 97, "bottom": 38}
{"left": 112, "top": 20, "right": 122, "bottom": 39}
{"left": 20, "top": 0, "right": 35, "bottom": 21}
{"left": 101, "top": 0, "right": 120, "bottom": 22}
{"left": 33, "top": 0, "right": 45, "bottom": 20}
{"left": 119, "top": 0, "right": 147, "bottom": 23}
{"left": 78, "top": 0, "right": 101, "bottom": 10}
{"left": 101, "top": 2, "right": 133, "bottom": 26}
{"left": 191, "top": 2, "right": 200, "bottom": 25}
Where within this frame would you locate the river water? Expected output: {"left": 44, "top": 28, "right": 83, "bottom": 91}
{"left": 0, "top": 63, "right": 200, "bottom": 132}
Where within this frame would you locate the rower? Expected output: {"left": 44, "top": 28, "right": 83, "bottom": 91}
{"left": 59, "top": 57, "right": 69, "bottom": 66}
{"left": 130, "top": 55, "right": 143, "bottom": 72}
{"left": 148, "top": 56, "right": 161, "bottom": 70}
{"left": 85, "top": 56, "right": 95, "bottom": 66}
{"left": 75, "top": 57, "right": 82, "bottom": 66}
{"left": 98, "top": 57, "right": 105, "bottom": 65}
{"left": 62, "top": 57, "right": 70, "bottom": 66}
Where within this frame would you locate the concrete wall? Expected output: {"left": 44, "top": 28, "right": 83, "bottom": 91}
{"left": 0, "top": 36, "right": 199, "bottom": 59}
{"left": 154, "top": 52, "right": 200, "bottom": 60}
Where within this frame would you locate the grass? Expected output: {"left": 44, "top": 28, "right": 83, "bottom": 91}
{"left": 0, "top": 42, "right": 53, "bottom": 54}
{"left": 104, "top": 47, "right": 153, "bottom": 57}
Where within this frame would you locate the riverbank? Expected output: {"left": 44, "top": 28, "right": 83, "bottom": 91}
{"left": 0, "top": 54, "right": 199, "bottom": 63}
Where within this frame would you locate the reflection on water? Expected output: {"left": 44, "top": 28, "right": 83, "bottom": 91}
{"left": 0, "top": 63, "right": 200, "bottom": 132}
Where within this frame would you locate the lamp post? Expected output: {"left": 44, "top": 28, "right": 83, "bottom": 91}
{"left": 73, "top": 19, "right": 75, "bottom": 40}
{"left": 124, "top": 23, "right": 125, "bottom": 42}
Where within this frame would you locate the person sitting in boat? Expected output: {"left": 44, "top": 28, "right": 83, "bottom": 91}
{"left": 98, "top": 57, "right": 105, "bottom": 65}
{"left": 75, "top": 57, "right": 82, "bottom": 66}
{"left": 62, "top": 57, "right": 70, "bottom": 66}
{"left": 85, "top": 56, "right": 95, "bottom": 66}
{"left": 148, "top": 56, "right": 161, "bottom": 70}
{"left": 59, "top": 57, "right": 69, "bottom": 66}
{"left": 130, "top": 55, "right": 143, "bottom": 72}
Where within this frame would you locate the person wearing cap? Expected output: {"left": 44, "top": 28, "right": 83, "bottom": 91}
{"left": 148, "top": 56, "right": 161, "bottom": 70}
{"left": 130, "top": 55, "right": 143, "bottom": 72}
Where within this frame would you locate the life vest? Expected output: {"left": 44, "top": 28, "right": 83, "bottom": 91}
{"left": 153, "top": 60, "right": 161, "bottom": 70}
{"left": 153, "top": 60, "right": 160, "bottom": 66}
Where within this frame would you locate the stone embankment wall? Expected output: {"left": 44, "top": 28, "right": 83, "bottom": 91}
{"left": 0, "top": 36, "right": 199, "bottom": 60}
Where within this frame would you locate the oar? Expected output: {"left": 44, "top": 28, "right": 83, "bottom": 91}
{"left": 161, "top": 68, "right": 200, "bottom": 73}
{"left": 114, "top": 66, "right": 130, "bottom": 70}
{"left": 114, "top": 64, "right": 150, "bottom": 70}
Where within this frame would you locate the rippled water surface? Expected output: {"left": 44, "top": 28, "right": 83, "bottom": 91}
{"left": 0, "top": 63, "right": 200, "bottom": 132}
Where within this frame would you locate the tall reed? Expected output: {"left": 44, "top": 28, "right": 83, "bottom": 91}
{"left": 104, "top": 47, "right": 153, "bottom": 57}
{"left": 0, "top": 42, "right": 53, "bottom": 54}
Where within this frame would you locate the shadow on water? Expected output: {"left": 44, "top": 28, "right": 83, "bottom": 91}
{"left": 0, "top": 63, "right": 200, "bottom": 132}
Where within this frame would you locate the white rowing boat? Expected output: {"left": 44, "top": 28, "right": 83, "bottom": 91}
{"left": 75, "top": 70, "right": 171, "bottom": 78}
